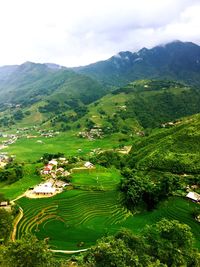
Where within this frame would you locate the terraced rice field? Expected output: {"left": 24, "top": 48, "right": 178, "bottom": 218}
{"left": 16, "top": 191, "right": 200, "bottom": 250}
{"left": 16, "top": 190, "right": 130, "bottom": 250}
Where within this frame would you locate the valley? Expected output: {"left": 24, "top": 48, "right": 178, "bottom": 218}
{"left": 0, "top": 112, "right": 200, "bottom": 252}
{"left": 0, "top": 41, "right": 200, "bottom": 266}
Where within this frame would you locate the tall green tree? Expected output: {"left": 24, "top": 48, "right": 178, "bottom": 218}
{"left": 144, "top": 219, "right": 200, "bottom": 266}
{"left": 0, "top": 209, "right": 12, "bottom": 243}
{"left": 3, "top": 234, "right": 57, "bottom": 267}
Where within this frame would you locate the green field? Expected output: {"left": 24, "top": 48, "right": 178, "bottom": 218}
{"left": 0, "top": 164, "right": 41, "bottom": 199}
{"left": 16, "top": 193, "right": 200, "bottom": 250}
{"left": 3, "top": 131, "right": 129, "bottom": 162}
{"left": 71, "top": 167, "right": 122, "bottom": 190}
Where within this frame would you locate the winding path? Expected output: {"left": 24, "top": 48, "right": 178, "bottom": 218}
{"left": 11, "top": 207, "right": 24, "bottom": 241}
{"left": 50, "top": 248, "right": 89, "bottom": 254}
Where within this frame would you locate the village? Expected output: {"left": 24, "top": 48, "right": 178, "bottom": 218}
{"left": 24, "top": 157, "right": 95, "bottom": 198}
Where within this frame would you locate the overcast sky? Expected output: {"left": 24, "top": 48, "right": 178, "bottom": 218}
{"left": 0, "top": 0, "right": 200, "bottom": 67}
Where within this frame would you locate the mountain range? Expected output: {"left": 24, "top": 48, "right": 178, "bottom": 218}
{"left": 1, "top": 40, "right": 200, "bottom": 131}
{"left": 74, "top": 41, "right": 200, "bottom": 87}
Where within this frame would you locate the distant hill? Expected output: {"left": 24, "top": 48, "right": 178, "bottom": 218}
{"left": 75, "top": 80, "right": 200, "bottom": 134}
{"left": 0, "top": 61, "right": 106, "bottom": 108}
{"left": 74, "top": 41, "right": 200, "bottom": 87}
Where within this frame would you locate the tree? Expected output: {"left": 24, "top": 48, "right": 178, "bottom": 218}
{"left": 3, "top": 234, "right": 57, "bottom": 267}
{"left": 0, "top": 209, "right": 13, "bottom": 243}
{"left": 13, "top": 110, "right": 24, "bottom": 121}
{"left": 74, "top": 219, "right": 200, "bottom": 267}
{"left": 83, "top": 235, "right": 143, "bottom": 267}
{"left": 144, "top": 219, "right": 200, "bottom": 266}
{"left": 79, "top": 229, "right": 162, "bottom": 267}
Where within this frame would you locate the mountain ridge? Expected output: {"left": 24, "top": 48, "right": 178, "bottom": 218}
{"left": 73, "top": 41, "right": 200, "bottom": 87}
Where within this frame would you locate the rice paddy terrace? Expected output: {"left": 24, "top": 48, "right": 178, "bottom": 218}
{"left": 16, "top": 190, "right": 130, "bottom": 250}
{"left": 16, "top": 190, "right": 200, "bottom": 250}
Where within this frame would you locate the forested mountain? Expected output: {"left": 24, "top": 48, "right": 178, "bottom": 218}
{"left": 0, "top": 62, "right": 106, "bottom": 109}
{"left": 74, "top": 41, "right": 200, "bottom": 87}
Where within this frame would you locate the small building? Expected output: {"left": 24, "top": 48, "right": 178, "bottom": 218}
{"left": 0, "top": 201, "right": 8, "bottom": 207}
{"left": 43, "top": 164, "right": 53, "bottom": 174}
{"left": 84, "top": 161, "right": 94, "bottom": 169}
{"left": 33, "top": 182, "right": 56, "bottom": 195}
{"left": 49, "top": 159, "right": 58, "bottom": 166}
{"left": 186, "top": 192, "right": 200, "bottom": 202}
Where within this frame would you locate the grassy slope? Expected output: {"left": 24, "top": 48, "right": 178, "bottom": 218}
{"left": 74, "top": 80, "right": 200, "bottom": 132}
{"left": 129, "top": 113, "right": 200, "bottom": 174}
{"left": 71, "top": 166, "right": 122, "bottom": 191}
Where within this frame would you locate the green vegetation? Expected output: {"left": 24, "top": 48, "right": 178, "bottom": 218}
{"left": 0, "top": 70, "right": 200, "bottom": 261}
{"left": 128, "top": 113, "right": 200, "bottom": 174}
{"left": 120, "top": 169, "right": 182, "bottom": 210}
{"left": 120, "top": 80, "right": 200, "bottom": 128}
{"left": 0, "top": 164, "right": 41, "bottom": 199}
{"left": 72, "top": 80, "right": 200, "bottom": 137}
{"left": 16, "top": 190, "right": 129, "bottom": 250}
{"left": 78, "top": 219, "right": 200, "bottom": 267}
{"left": 0, "top": 209, "right": 13, "bottom": 243}
{"left": 0, "top": 161, "right": 23, "bottom": 184}
{"left": 1, "top": 235, "right": 55, "bottom": 267}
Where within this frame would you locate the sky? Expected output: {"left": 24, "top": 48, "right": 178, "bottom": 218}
{"left": 0, "top": 0, "right": 200, "bottom": 67}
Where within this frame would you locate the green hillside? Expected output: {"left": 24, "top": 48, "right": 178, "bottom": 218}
{"left": 0, "top": 62, "right": 106, "bottom": 106}
{"left": 75, "top": 80, "right": 200, "bottom": 134}
{"left": 128, "top": 113, "right": 200, "bottom": 175}
{"left": 0, "top": 62, "right": 108, "bottom": 129}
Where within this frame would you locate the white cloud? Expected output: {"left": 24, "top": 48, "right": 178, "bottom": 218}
{"left": 0, "top": 0, "right": 199, "bottom": 66}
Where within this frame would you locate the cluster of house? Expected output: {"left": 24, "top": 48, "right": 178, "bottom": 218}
{"left": 84, "top": 161, "right": 94, "bottom": 169}
{"left": 16, "top": 126, "right": 38, "bottom": 134}
{"left": 161, "top": 121, "right": 181, "bottom": 128}
{"left": 118, "top": 105, "right": 127, "bottom": 111}
{"left": 41, "top": 158, "right": 70, "bottom": 178}
{"left": 78, "top": 127, "right": 103, "bottom": 140}
{"left": 30, "top": 160, "right": 94, "bottom": 197}
{"left": 1, "top": 134, "right": 17, "bottom": 147}
{"left": 4, "top": 103, "right": 21, "bottom": 108}
{"left": 39, "top": 130, "right": 59, "bottom": 138}
{"left": 0, "top": 201, "right": 11, "bottom": 211}
{"left": 0, "top": 201, "right": 9, "bottom": 207}
{"left": 26, "top": 130, "right": 59, "bottom": 139}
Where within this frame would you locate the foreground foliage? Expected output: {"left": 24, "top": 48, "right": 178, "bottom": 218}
{"left": 76, "top": 219, "right": 200, "bottom": 267}
{"left": 0, "top": 235, "right": 56, "bottom": 267}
